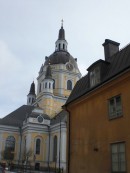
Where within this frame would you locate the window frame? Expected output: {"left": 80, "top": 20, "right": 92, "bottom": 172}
{"left": 53, "top": 135, "right": 57, "bottom": 161}
{"left": 5, "top": 136, "right": 15, "bottom": 151}
{"left": 35, "top": 138, "right": 41, "bottom": 155}
{"left": 108, "top": 95, "right": 123, "bottom": 120}
{"left": 90, "top": 66, "right": 100, "bottom": 87}
{"left": 111, "top": 142, "right": 126, "bottom": 173}
{"left": 67, "top": 80, "right": 72, "bottom": 90}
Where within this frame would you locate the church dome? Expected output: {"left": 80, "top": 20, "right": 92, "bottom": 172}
{"left": 44, "top": 51, "right": 78, "bottom": 68}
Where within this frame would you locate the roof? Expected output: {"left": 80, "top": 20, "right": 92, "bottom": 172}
{"left": 51, "top": 110, "right": 68, "bottom": 125}
{"left": 29, "top": 112, "right": 50, "bottom": 120}
{"left": 28, "top": 81, "right": 35, "bottom": 95}
{"left": 0, "top": 105, "right": 34, "bottom": 127}
{"left": 58, "top": 26, "right": 65, "bottom": 40}
{"left": 65, "top": 43, "right": 130, "bottom": 105}
{"left": 44, "top": 51, "right": 78, "bottom": 68}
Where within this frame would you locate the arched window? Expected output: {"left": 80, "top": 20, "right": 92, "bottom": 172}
{"left": 36, "top": 139, "right": 41, "bottom": 155}
{"left": 5, "top": 136, "right": 15, "bottom": 151}
{"left": 53, "top": 80, "right": 55, "bottom": 89}
{"left": 45, "top": 82, "right": 47, "bottom": 89}
{"left": 49, "top": 83, "right": 51, "bottom": 89}
{"left": 59, "top": 44, "right": 61, "bottom": 50}
{"left": 4, "top": 136, "right": 15, "bottom": 160}
{"left": 63, "top": 44, "right": 65, "bottom": 50}
{"left": 53, "top": 136, "right": 57, "bottom": 161}
{"left": 67, "top": 80, "right": 72, "bottom": 90}
{"left": 39, "top": 83, "right": 41, "bottom": 92}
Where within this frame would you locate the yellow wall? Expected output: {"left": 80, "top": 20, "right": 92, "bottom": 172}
{"left": 67, "top": 72, "right": 130, "bottom": 173}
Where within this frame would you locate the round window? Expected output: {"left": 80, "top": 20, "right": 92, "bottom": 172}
{"left": 37, "top": 116, "right": 43, "bottom": 123}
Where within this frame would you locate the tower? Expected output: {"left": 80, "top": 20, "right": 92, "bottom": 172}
{"left": 35, "top": 22, "right": 81, "bottom": 117}
{"left": 43, "top": 64, "right": 54, "bottom": 94}
{"left": 27, "top": 81, "right": 36, "bottom": 105}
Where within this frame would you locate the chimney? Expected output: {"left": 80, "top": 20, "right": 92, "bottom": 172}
{"left": 102, "top": 39, "right": 120, "bottom": 61}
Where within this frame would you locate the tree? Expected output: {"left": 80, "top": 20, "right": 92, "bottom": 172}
{"left": 22, "top": 148, "right": 33, "bottom": 165}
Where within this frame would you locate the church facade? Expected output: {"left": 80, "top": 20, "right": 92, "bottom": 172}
{"left": 0, "top": 24, "right": 81, "bottom": 171}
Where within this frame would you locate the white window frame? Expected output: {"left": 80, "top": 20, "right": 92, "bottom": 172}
{"left": 108, "top": 95, "right": 122, "bottom": 119}
{"left": 111, "top": 142, "right": 126, "bottom": 172}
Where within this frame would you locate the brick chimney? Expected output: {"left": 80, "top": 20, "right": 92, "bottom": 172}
{"left": 102, "top": 39, "right": 120, "bottom": 61}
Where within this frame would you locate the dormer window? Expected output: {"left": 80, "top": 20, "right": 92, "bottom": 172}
{"left": 90, "top": 67, "right": 100, "bottom": 87}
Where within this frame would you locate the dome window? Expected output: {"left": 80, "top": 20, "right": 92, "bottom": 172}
{"left": 39, "top": 83, "right": 41, "bottom": 92}
{"left": 53, "top": 80, "right": 55, "bottom": 89}
{"left": 59, "top": 44, "right": 61, "bottom": 50}
{"left": 45, "top": 82, "right": 47, "bottom": 88}
{"left": 49, "top": 83, "right": 51, "bottom": 89}
{"left": 67, "top": 80, "right": 72, "bottom": 90}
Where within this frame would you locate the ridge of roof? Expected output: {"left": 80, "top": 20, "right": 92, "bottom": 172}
{"left": 65, "top": 43, "right": 130, "bottom": 105}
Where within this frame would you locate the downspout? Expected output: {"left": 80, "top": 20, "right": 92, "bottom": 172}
{"left": 18, "top": 126, "right": 22, "bottom": 166}
{"left": 63, "top": 106, "right": 70, "bottom": 173}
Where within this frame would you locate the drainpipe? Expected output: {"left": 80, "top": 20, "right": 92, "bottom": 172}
{"left": 63, "top": 106, "right": 70, "bottom": 173}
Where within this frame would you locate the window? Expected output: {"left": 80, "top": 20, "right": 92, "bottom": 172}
{"left": 39, "top": 83, "right": 41, "bottom": 92}
{"left": 90, "top": 67, "right": 100, "bottom": 87}
{"left": 63, "top": 44, "right": 65, "bottom": 50}
{"left": 59, "top": 44, "right": 61, "bottom": 50}
{"left": 36, "top": 139, "right": 41, "bottom": 155}
{"left": 49, "top": 83, "right": 51, "bottom": 89}
{"left": 4, "top": 136, "right": 15, "bottom": 160}
{"left": 45, "top": 82, "right": 47, "bottom": 89}
{"left": 5, "top": 136, "right": 15, "bottom": 151}
{"left": 53, "top": 80, "right": 55, "bottom": 89}
{"left": 67, "top": 80, "right": 72, "bottom": 90}
{"left": 53, "top": 136, "right": 57, "bottom": 161}
{"left": 111, "top": 142, "right": 126, "bottom": 172}
{"left": 108, "top": 95, "right": 122, "bottom": 119}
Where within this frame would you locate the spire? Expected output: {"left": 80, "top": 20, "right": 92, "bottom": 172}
{"left": 58, "top": 19, "right": 65, "bottom": 40}
{"left": 27, "top": 81, "right": 36, "bottom": 105}
{"left": 55, "top": 20, "right": 68, "bottom": 51}
{"left": 45, "top": 65, "right": 52, "bottom": 79}
{"left": 29, "top": 81, "right": 35, "bottom": 95}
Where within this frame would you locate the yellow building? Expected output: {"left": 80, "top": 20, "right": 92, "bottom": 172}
{"left": 64, "top": 39, "right": 130, "bottom": 173}
{"left": 0, "top": 23, "right": 81, "bottom": 171}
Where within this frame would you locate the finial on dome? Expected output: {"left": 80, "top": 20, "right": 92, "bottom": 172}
{"left": 61, "top": 19, "right": 64, "bottom": 28}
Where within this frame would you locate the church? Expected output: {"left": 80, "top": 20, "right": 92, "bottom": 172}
{"left": 0, "top": 23, "right": 81, "bottom": 171}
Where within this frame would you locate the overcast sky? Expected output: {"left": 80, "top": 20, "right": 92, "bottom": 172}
{"left": 0, "top": 0, "right": 130, "bottom": 117}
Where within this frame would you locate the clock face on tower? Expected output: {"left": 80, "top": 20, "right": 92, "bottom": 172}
{"left": 66, "top": 63, "right": 73, "bottom": 71}
{"left": 37, "top": 115, "right": 43, "bottom": 123}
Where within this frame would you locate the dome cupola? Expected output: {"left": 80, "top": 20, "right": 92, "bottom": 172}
{"left": 55, "top": 20, "right": 68, "bottom": 52}
{"left": 27, "top": 81, "right": 36, "bottom": 105}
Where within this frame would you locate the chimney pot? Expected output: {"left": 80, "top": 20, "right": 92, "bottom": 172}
{"left": 102, "top": 39, "right": 120, "bottom": 61}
